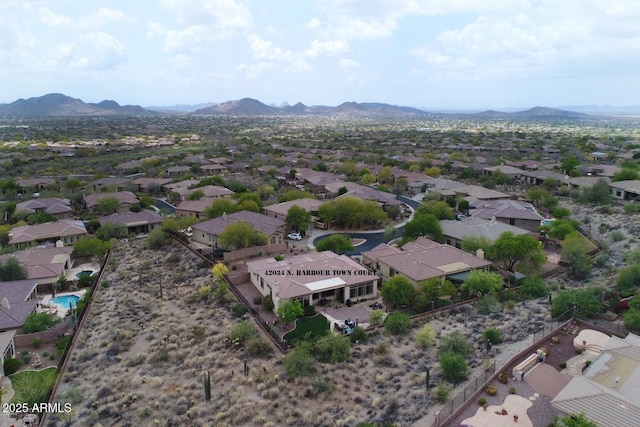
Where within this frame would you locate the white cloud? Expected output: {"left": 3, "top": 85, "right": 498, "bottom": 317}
{"left": 306, "top": 18, "right": 320, "bottom": 30}
{"left": 247, "top": 35, "right": 292, "bottom": 61}
{"left": 339, "top": 58, "right": 359, "bottom": 69}
{"left": 147, "top": 22, "right": 167, "bottom": 39}
{"left": 79, "top": 7, "right": 128, "bottom": 28}
{"left": 39, "top": 7, "right": 74, "bottom": 27}
{"left": 236, "top": 61, "right": 276, "bottom": 79}
{"left": 305, "top": 39, "right": 350, "bottom": 57}
{"left": 69, "top": 32, "right": 127, "bottom": 70}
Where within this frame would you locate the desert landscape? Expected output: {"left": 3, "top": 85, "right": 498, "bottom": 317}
{"left": 44, "top": 237, "right": 555, "bottom": 427}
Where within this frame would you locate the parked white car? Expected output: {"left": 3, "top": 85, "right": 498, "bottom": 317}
{"left": 287, "top": 232, "right": 302, "bottom": 240}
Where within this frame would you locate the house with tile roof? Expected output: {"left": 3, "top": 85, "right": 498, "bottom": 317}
{"left": 88, "top": 177, "right": 131, "bottom": 192}
{"left": 98, "top": 209, "right": 163, "bottom": 235}
{"left": 440, "top": 217, "right": 531, "bottom": 249}
{"left": 262, "top": 198, "right": 325, "bottom": 233}
{"left": 83, "top": 191, "right": 140, "bottom": 214}
{"left": 181, "top": 185, "right": 234, "bottom": 201}
{"left": 191, "top": 210, "right": 287, "bottom": 249}
{"left": 246, "top": 251, "right": 379, "bottom": 311}
{"left": 609, "top": 180, "right": 640, "bottom": 201}
{"left": 0, "top": 330, "right": 17, "bottom": 376}
{"left": 552, "top": 333, "right": 640, "bottom": 427}
{"left": 8, "top": 220, "right": 88, "bottom": 249}
{"left": 0, "top": 247, "right": 74, "bottom": 289}
{"left": 361, "top": 236, "right": 492, "bottom": 286}
{"left": 469, "top": 199, "right": 544, "bottom": 232}
{"left": 16, "top": 198, "right": 73, "bottom": 220}
{"left": 0, "top": 279, "right": 39, "bottom": 333}
{"left": 17, "top": 177, "right": 57, "bottom": 192}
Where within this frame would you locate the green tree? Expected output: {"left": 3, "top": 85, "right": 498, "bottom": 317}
{"left": 578, "top": 178, "right": 611, "bottom": 205}
{"left": 315, "top": 234, "right": 354, "bottom": 254}
{"left": 460, "top": 270, "right": 503, "bottom": 297}
{"left": 414, "top": 278, "right": 456, "bottom": 312}
{"left": 360, "top": 173, "right": 376, "bottom": 185}
{"left": 146, "top": 229, "right": 168, "bottom": 250}
{"left": 518, "top": 277, "right": 548, "bottom": 299}
{"left": 612, "top": 168, "right": 640, "bottom": 182}
{"left": 22, "top": 312, "right": 61, "bottom": 333}
{"left": 204, "top": 198, "right": 238, "bottom": 219}
{"left": 493, "top": 232, "right": 546, "bottom": 272}
{"left": 553, "top": 412, "right": 598, "bottom": 427}
{"left": 97, "top": 197, "right": 120, "bottom": 214}
{"left": 187, "top": 189, "right": 205, "bottom": 201}
{"left": 283, "top": 346, "right": 317, "bottom": 378}
{"left": 384, "top": 311, "right": 411, "bottom": 335}
{"left": 403, "top": 213, "right": 443, "bottom": 242}
{"left": 460, "top": 235, "right": 493, "bottom": 259}
{"left": 439, "top": 330, "right": 473, "bottom": 356}
{"left": 550, "top": 289, "right": 604, "bottom": 319}
{"left": 416, "top": 201, "right": 454, "bottom": 220}
{"left": 276, "top": 299, "right": 304, "bottom": 324}
{"left": 439, "top": 351, "right": 468, "bottom": 382}
{"left": 74, "top": 237, "right": 112, "bottom": 258}
{"left": 483, "top": 328, "right": 501, "bottom": 345}
{"left": 0, "top": 257, "right": 27, "bottom": 281}
{"left": 95, "top": 222, "right": 128, "bottom": 241}
{"left": 313, "top": 334, "right": 351, "bottom": 363}
{"left": 380, "top": 275, "right": 416, "bottom": 308}
{"left": 64, "top": 178, "right": 83, "bottom": 192}
{"left": 211, "top": 262, "right": 229, "bottom": 281}
{"left": 382, "top": 224, "right": 397, "bottom": 242}
{"left": 280, "top": 189, "right": 316, "bottom": 202}
{"left": 546, "top": 219, "right": 579, "bottom": 240}
{"left": 369, "top": 309, "right": 384, "bottom": 326}
{"left": 217, "top": 221, "right": 268, "bottom": 249}
{"left": 561, "top": 156, "right": 580, "bottom": 173}
{"left": 285, "top": 205, "right": 311, "bottom": 234}
{"left": 616, "top": 264, "right": 640, "bottom": 292}
{"left": 561, "top": 235, "right": 592, "bottom": 280}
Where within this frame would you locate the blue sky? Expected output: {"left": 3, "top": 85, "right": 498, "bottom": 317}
{"left": 1, "top": 0, "right": 639, "bottom": 110}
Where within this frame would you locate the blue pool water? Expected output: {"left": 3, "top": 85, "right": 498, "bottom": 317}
{"left": 50, "top": 295, "right": 80, "bottom": 308}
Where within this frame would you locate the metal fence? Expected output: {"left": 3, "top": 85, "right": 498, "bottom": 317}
{"left": 431, "top": 360, "right": 496, "bottom": 427}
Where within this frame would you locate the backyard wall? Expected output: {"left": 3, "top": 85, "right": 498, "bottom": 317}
{"left": 14, "top": 321, "right": 72, "bottom": 347}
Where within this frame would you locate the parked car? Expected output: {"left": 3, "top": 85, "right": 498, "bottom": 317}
{"left": 369, "top": 301, "right": 384, "bottom": 310}
{"left": 334, "top": 322, "right": 353, "bottom": 335}
{"left": 287, "top": 232, "right": 302, "bottom": 240}
{"left": 345, "top": 318, "right": 356, "bottom": 328}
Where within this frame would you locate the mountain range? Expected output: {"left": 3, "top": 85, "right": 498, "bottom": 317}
{"left": 0, "top": 93, "right": 601, "bottom": 120}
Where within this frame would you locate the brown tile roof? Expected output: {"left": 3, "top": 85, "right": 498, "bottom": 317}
{"left": 8, "top": 220, "right": 88, "bottom": 245}
{"left": 192, "top": 210, "right": 286, "bottom": 236}
{"left": 83, "top": 191, "right": 139, "bottom": 209}
{"left": 98, "top": 209, "right": 163, "bottom": 227}
{"left": 16, "top": 198, "right": 72, "bottom": 215}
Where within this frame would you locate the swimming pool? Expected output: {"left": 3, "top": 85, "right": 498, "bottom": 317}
{"left": 76, "top": 270, "right": 94, "bottom": 279}
{"left": 50, "top": 294, "right": 80, "bottom": 308}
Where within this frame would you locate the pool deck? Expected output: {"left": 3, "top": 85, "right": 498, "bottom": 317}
{"left": 39, "top": 289, "right": 87, "bottom": 317}
{"left": 64, "top": 262, "right": 101, "bottom": 282}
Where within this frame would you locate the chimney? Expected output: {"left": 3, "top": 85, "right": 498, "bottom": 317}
{"left": 1, "top": 297, "right": 9, "bottom": 309}
{"left": 476, "top": 248, "right": 485, "bottom": 259}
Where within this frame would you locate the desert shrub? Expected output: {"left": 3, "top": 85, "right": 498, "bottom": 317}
{"left": 274, "top": 254, "right": 284, "bottom": 261}
{"left": 213, "top": 281, "right": 232, "bottom": 304}
{"left": 485, "top": 384, "right": 498, "bottom": 396}
{"left": 31, "top": 337, "right": 43, "bottom": 348}
{"left": 245, "top": 337, "right": 274, "bottom": 358}
{"left": 311, "top": 377, "right": 335, "bottom": 396}
{"left": 313, "top": 334, "right": 350, "bottom": 363}
{"left": 192, "top": 325, "right": 205, "bottom": 339}
{"left": 479, "top": 396, "right": 487, "bottom": 406}
{"left": 350, "top": 326, "right": 367, "bottom": 343}
{"left": 475, "top": 294, "right": 501, "bottom": 315}
{"left": 148, "top": 349, "right": 170, "bottom": 364}
{"left": 284, "top": 347, "right": 317, "bottom": 378}
{"left": 384, "top": 311, "right": 411, "bottom": 335}
{"left": 369, "top": 309, "right": 384, "bottom": 326}
{"left": 430, "top": 382, "right": 452, "bottom": 403}
{"left": 518, "top": 276, "right": 548, "bottom": 299}
{"left": 166, "top": 251, "right": 182, "bottom": 264}
{"left": 610, "top": 230, "right": 625, "bottom": 242}
{"left": 560, "top": 361, "right": 567, "bottom": 369}
{"left": 146, "top": 230, "right": 168, "bottom": 250}
{"left": 439, "top": 331, "right": 472, "bottom": 356}
{"left": 55, "top": 336, "right": 70, "bottom": 358}
{"left": 374, "top": 342, "right": 389, "bottom": 356}
{"left": 231, "top": 302, "right": 247, "bottom": 317}
{"left": 624, "top": 202, "right": 640, "bottom": 214}
{"left": 414, "top": 324, "right": 436, "bottom": 349}
{"left": 439, "top": 351, "right": 468, "bottom": 381}
{"left": 22, "top": 313, "right": 61, "bottom": 334}
{"left": 303, "top": 304, "right": 316, "bottom": 317}
{"left": 101, "top": 279, "right": 111, "bottom": 289}
{"left": 262, "top": 295, "right": 274, "bottom": 311}
{"left": 229, "top": 321, "right": 255, "bottom": 344}
{"left": 483, "top": 328, "right": 501, "bottom": 345}
{"left": 509, "top": 387, "right": 516, "bottom": 394}
{"left": 3, "top": 358, "right": 20, "bottom": 375}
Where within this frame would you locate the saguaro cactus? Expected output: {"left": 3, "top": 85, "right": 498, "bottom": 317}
{"left": 204, "top": 371, "right": 211, "bottom": 402}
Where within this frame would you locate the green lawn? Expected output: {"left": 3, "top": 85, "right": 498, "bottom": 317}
{"left": 284, "top": 314, "right": 330, "bottom": 344}
{"left": 10, "top": 367, "right": 58, "bottom": 407}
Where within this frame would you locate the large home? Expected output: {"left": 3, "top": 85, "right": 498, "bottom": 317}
{"left": 246, "top": 251, "right": 379, "bottom": 311}
{"left": 181, "top": 185, "right": 234, "bottom": 201}
{"left": 361, "top": 236, "right": 492, "bottom": 286}
{"left": 566, "top": 176, "right": 610, "bottom": 190}
{"left": 469, "top": 199, "right": 544, "bottom": 232}
{"left": 175, "top": 198, "right": 218, "bottom": 219}
{"left": 324, "top": 181, "right": 399, "bottom": 207}
{"left": 262, "top": 198, "right": 325, "bottom": 233}
{"left": 0, "top": 330, "right": 16, "bottom": 376}
{"left": 0, "top": 279, "right": 39, "bottom": 333}
{"left": 191, "top": 210, "right": 287, "bottom": 249}
{"left": 0, "top": 247, "right": 74, "bottom": 289}
{"left": 17, "top": 177, "right": 57, "bottom": 192}
{"left": 88, "top": 177, "right": 131, "bottom": 192}
{"left": 483, "top": 165, "right": 526, "bottom": 179}
{"left": 98, "top": 209, "right": 163, "bottom": 235}
{"left": 520, "top": 170, "right": 567, "bottom": 186}
{"left": 440, "top": 217, "right": 531, "bottom": 249}
{"left": 16, "top": 198, "right": 73, "bottom": 220}
{"left": 8, "top": 220, "right": 88, "bottom": 248}
{"left": 83, "top": 191, "right": 140, "bottom": 214}
{"left": 551, "top": 332, "right": 640, "bottom": 427}
{"left": 131, "top": 177, "right": 172, "bottom": 194}
{"left": 423, "top": 178, "right": 510, "bottom": 202}
{"left": 609, "top": 180, "right": 640, "bottom": 201}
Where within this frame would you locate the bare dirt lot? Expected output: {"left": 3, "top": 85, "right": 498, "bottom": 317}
{"left": 47, "top": 238, "right": 553, "bottom": 427}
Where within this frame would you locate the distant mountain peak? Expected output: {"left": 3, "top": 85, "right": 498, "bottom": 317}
{"left": 0, "top": 93, "right": 155, "bottom": 117}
